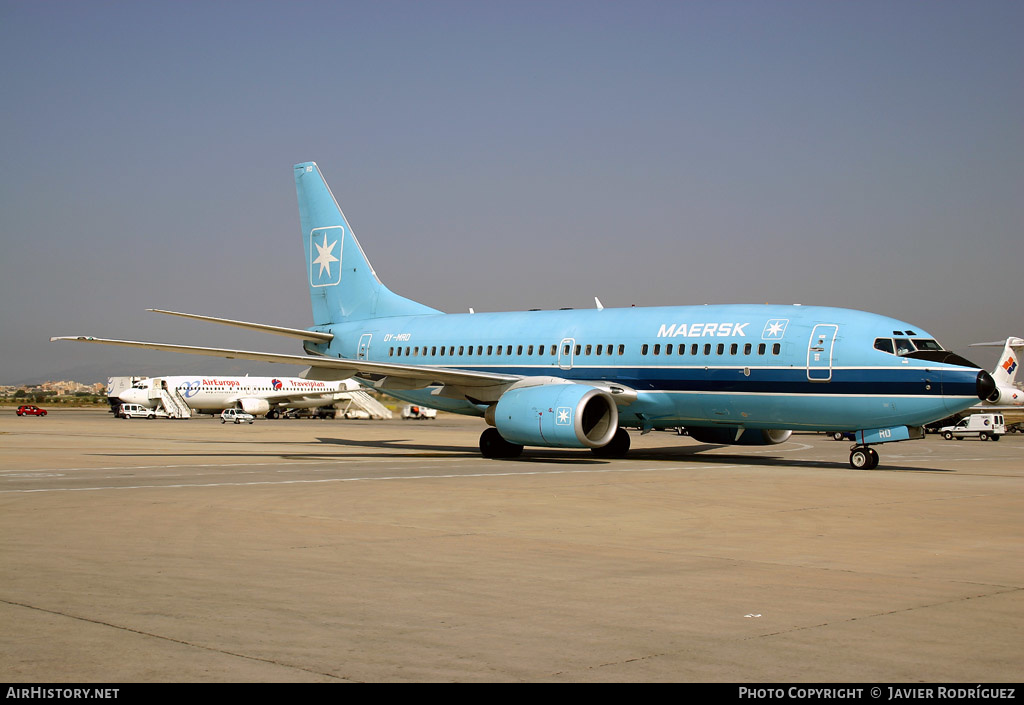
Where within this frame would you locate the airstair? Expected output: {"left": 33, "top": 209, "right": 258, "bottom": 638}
{"left": 337, "top": 389, "right": 392, "bottom": 419}
{"left": 158, "top": 388, "right": 192, "bottom": 418}
{"left": 148, "top": 380, "right": 191, "bottom": 418}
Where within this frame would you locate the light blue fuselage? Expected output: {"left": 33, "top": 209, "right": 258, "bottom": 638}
{"left": 304, "top": 304, "right": 979, "bottom": 432}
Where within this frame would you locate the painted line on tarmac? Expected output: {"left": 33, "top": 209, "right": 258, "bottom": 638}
{"left": 0, "top": 455, "right": 475, "bottom": 476}
{"left": 0, "top": 463, "right": 735, "bottom": 494}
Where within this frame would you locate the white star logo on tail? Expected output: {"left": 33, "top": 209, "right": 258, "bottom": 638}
{"left": 310, "top": 227, "right": 343, "bottom": 287}
{"left": 313, "top": 233, "right": 339, "bottom": 278}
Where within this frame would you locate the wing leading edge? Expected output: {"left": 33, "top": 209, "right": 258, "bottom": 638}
{"left": 50, "top": 335, "right": 520, "bottom": 391}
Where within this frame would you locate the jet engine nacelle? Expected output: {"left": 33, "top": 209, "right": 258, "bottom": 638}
{"left": 985, "top": 385, "right": 1023, "bottom": 406}
{"left": 493, "top": 383, "right": 618, "bottom": 449}
{"left": 687, "top": 427, "right": 793, "bottom": 446}
{"left": 239, "top": 398, "right": 271, "bottom": 416}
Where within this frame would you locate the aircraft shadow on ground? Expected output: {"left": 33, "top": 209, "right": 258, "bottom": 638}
{"left": 91, "top": 436, "right": 952, "bottom": 472}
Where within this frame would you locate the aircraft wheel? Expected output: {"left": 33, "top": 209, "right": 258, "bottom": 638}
{"left": 591, "top": 428, "right": 631, "bottom": 458}
{"left": 479, "top": 428, "right": 523, "bottom": 459}
{"left": 850, "top": 447, "right": 878, "bottom": 470}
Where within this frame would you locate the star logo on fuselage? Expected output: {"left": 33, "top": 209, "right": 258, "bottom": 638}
{"left": 762, "top": 319, "right": 789, "bottom": 340}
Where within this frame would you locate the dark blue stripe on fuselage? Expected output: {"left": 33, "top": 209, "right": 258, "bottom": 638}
{"left": 414, "top": 364, "right": 977, "bottom": 398}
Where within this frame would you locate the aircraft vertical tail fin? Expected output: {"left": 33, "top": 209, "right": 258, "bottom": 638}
{"left": 971, "top": 337, "right": 1023, "bottom": 387}
{"left": 294, "top": 162, "right": 439, "bottom": 326}
{"left": 993, "top": 337, "right": 1023, "bottom": 387}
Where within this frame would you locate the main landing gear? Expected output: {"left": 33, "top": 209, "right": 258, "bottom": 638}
{"left": 479, "top": 427, "right": 524, "bottom": 459}
{"left": 478, "top": 427, "right": 632, "bottom": 459}
{"left": 849, "top": 446, "right": 879, "bottom": 469}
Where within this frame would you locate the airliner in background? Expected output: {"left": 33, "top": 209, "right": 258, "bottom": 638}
{"left": 54, "top": 162, "right": 995, "bottom": 468}
{"left": 117, "top": 375, "right": 370, "bottom": 419}
{"left": 968, "top": 337, "right": 1023, "bottom": 423}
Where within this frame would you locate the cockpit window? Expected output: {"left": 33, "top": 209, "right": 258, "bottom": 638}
{"left": 874, "top": 337, "right": 945, "bottom": 357}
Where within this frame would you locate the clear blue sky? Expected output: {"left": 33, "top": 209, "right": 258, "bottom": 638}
{"left": 2, "top": 1, "right": 1021, "bottom": 383}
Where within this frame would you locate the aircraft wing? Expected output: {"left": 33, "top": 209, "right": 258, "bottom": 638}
{"left": 146, "top": 309, "right": 334, "bottom": 343}
{"left": 50, "top": 336, "right": 520, "bottom": 389}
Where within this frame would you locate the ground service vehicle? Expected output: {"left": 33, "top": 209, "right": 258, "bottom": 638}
{"left": 939, "top": 414, "right": 1005, "bottom": 441}
{"left": 402, "top": 405, "right": 437, "bottom": 420}
{"left": 16, "top": 405, "right": 47, "bottom": 417}
{"left": 221, "top": 408, "right": 255, "bottom": 424}
{"left": 119, "top": 403, "right": 156, "bottom": 419}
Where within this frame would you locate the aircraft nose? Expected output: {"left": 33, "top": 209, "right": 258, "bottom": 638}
{"left": 976, "top": 370, "right": 996, "bottom": 401}
{"left": 119, "top": 389, "right": 140, "bottom": 403}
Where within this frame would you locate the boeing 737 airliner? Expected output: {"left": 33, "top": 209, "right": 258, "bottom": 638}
{"left": 119, "top": 375, "right": 363, "bottom": 418}
{"left": 54, "top": 162, "right": 995, "bottom": 468}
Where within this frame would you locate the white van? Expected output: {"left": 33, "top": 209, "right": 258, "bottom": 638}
{"left": 119, "top": 403, "right": 155, "bottom": 419}
{"left": 939, "top": 414, "right": 1005, "bottom": 441}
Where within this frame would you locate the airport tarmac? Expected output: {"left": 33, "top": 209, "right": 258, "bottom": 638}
{"left": 1, "top": 408, "right": 1021, "bottom": 683}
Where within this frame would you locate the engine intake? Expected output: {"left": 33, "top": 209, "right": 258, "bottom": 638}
{"left": 986, "top": 384, "right": 1022, "bottom": 405}
{"left": 494, "top": 384, "right": 618, "bottom": 449}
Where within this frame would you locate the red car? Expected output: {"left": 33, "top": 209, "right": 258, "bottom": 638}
{"left": 16, "top": 405, "right": 47, "bottom": 417}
